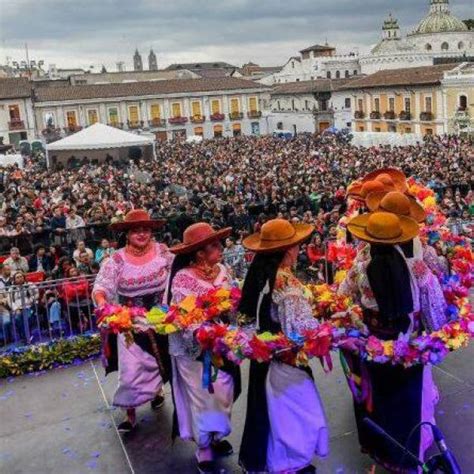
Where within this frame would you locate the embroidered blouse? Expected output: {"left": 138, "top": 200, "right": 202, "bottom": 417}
{"left": 271, "top": 268, "right": 319, "bottom": 337}
{"left": 92, "top": 243, "right": 174, "bottom": 301}
{"left": 168, "top": 263, "right": 233, "bottom": 359}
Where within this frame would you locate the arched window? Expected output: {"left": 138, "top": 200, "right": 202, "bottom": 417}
{"left": 459, "top": 95, "right": 467, "bottom": 111}
{"left": 336, "top": 70, "right": 341, "bottom": 79}
{"left": 441, "top": 42, "right": 449, "bottom": 51}
{"left": 353, "top": 69, "right": 358, "bottom": 76}
{"left": 326, "top": 71, "right": 331, "bottom": 79}
{"left": 425, "top": 43, "right": 432, "bottom": 51}
{"left": 458, "top": 41, "right": 465, "bottom": 50}
{"left": 345, "top": 70, "right": 349, "bottom": 78}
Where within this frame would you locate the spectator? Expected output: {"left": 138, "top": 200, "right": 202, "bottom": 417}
{"left": 0, "top": 264, "right": 12, "bottom": 289}
{"left": 94, "top": 238, "right": 114, "bottom": 264}
{"left": 66, "top": 207, "right": 86, "bottom": 243}
{"left": 29, "top": 245, "right": 54, "bottom": 275}
{"left": 223, "top": 237, "right": 247, "bottom": 279}
{"left": 77, "top": 251, "right": 93, "bottom": 275}
{"left": 73, "top": 241, "right": 93, "bottom": 266}
{"left": 4, "top": 247, "right": 29, "bottom": 273}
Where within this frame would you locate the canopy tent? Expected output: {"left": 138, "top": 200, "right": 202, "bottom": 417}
{"left": 351, "top": 131, "right": 423, "bottom": 148}
{"left": 45, "top": 123, "right": 155, "bottom": 168}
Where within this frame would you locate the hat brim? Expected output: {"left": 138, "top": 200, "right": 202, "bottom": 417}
{"left": 363, "top": 168, "right": 408, "bottom": 193}
{"left": 366, "top": 191, "right": 426, "bottom": 223}
{"left": 110, "top": 219, "right": 166, "bottom": 231}
{"left": 243, "top": 223, "right": 314, "bottom": 253}
{"left": 170, "top": 227, "right": 232, "bottom": 255}
{"left": 347, "top": 213, "right": 419, "bottom": 245}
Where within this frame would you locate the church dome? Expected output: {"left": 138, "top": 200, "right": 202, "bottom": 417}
{"left": 411, "top": 0, "right": 468, "bottom": 35}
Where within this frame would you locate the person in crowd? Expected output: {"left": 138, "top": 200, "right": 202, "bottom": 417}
{"left": 4, "top": 247, "right": 29, "bottom": 273}
{"left": 238, "top": 218, "right": 329, "bottom": 474}
{"left": 222, "top": 237, "right": 247, "bottom": 279}
{"left": 92, "top": 209, "right": 173, "bottom": 433}
{"left": 166, "top": 222, "right": 238, "bottom": 474}
{"left": 0, "top": 264, "right": 12, "bottom": 289}
{"left": 94, "top": 238, "right": 114, "bottom": 264}
{"left": 66, "top": 207, "right": 86, "bottom": 243}
{"left": 29, "top": 244, "right": 54, "bottom": 275}
{"left": 77, "top": 251, "right": 93, "bottom": 275}
{"left": 73, "top": 241, "right": 93, "bottom": 266}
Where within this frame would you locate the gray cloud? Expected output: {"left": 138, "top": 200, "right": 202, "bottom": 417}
{"left": 0, "top": 0, "right": 472, "bottom": 69}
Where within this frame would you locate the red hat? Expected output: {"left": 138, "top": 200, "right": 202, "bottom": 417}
{"left": 110, "top": 209, "right": 166, "bottom": 231}
{"left": 170, "top": 222, "right": 232, "bottom": 255}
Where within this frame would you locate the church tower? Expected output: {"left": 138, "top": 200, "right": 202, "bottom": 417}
{"left": 382, "top": 13, "right": 401, "bottom": 40}
{"left": 429, "top": 0, "right": 450, "bottom": 14}
{"left": 148, "top": 49, "right": 158, "bottom": 71}
{"left": 133, "top": 49, "right": 143, "bottom": 71}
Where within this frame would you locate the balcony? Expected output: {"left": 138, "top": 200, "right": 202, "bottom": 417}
{"left": 108, "top": 122, "right": 123, "bottom": 129}
{"left": 399, "top": 111, "right": 411, "bottom": 121}
{"left": 148, "top": 118, "right": 166, "bottom": 128}
{"left": 383, "top": 110, "right": 396, "bottom": 120}
{"left": 41, "top": 126, "right": 62, "bottom": 143}
{"left": 168, "top": 116, "right": 188, "bottom": 125}
{"left": 229, "top": 112, "right": 244, "bottom": 121}
{"left": 63, "top": 125, "right": 83, "bottom": 135}
{"left": 190, "top": 115, "right": 206, "bottom": 124}
{"left": 420, "top": 111, "right": 434, "bottom": 121}
{"left": 247, "top": 110, "right": 262, "bottom": 119}
{"left": 8, "top": 119, "right": 25, "bottom": 131}
{"left": 127, "top": 120, "right": 143, "bottom": 129}
{"left": 370, "top": 111, "right": 381, "bottom": 120}
{"left": 354, "top": 110, "right": 365, "bottom": 119}
{"left": 210, "top": 113, "right": 225, "bottom": 122}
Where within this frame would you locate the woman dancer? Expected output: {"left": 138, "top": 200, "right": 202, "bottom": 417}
{"left": 93, "top": 209, "right": 173, "bottom": 432}
{"left": 167, "top": 222, "right": 239, "bottom": 474}
{"left": 239, "top": 218, "right": 329, "bottom": 474}
{"left": 340, "top": 211, "right": 443, "bottom": 472}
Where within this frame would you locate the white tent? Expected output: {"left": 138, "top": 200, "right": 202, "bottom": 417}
{"left": 46, "top": 123, "right": 155, "bottom": 167}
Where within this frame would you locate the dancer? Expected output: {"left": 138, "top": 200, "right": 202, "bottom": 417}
{"left": 239, "top": 218, "right": 329, "bottom": 474}
{"left": 167, "top": 222, "right": 239, "bottom": 474}
{"left": 93, "top": 209, "right": 173, "bottom": 432}
{"left": 340, "top": 211, "right": 443, "bottom": 472}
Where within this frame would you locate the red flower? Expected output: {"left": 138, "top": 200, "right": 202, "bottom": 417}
{"left": 249, "top": 336, "right": 273, "bottom": 362}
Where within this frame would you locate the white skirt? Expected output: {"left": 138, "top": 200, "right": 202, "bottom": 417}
{"left": 266, "top": 361, "right": 329, "bottom": 473}
{"left": 172, "top": 355, "right": 234, "bottom": 448}
{"left": 113, "top": 333, "right": 163, "bottom": 408}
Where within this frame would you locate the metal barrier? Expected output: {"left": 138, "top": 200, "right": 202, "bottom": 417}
{"left": 0, "top": 275, "right": 97, "bottom": 351}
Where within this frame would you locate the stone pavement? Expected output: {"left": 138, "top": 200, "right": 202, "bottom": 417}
{"left": 1, "top": 343, "right": 473, "bottom": 474}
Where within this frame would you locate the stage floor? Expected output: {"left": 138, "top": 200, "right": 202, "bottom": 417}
{"left": 1, "top": 343, "right": 473, "bottom": 474}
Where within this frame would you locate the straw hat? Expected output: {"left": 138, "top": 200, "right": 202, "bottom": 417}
{"left": 366, "top": 191, "right": 426, "bottom": 223}
{"left": 362, "top": 168, "right": 408, "bottom": 193}
{"left": 110, "top": 209, "right": 166, "bottom": 231}
{"left": 243, "top": 218, "right": 314, "bottom": 253}
{"left": 348, "top": 179, "right": 391, "bottom": 201}
{"left": 347, "top": 211, "right": 419, "bottom": 245}
{"left": 170, "top": 222, "right": 232, "bottom": 255}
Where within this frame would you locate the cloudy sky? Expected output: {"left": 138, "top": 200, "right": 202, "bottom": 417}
{"left": 0, "top": 0, "right": 472, "bottom": 71}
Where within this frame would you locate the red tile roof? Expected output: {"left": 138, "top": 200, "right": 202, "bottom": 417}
{"left": 0, "top": 77, "right": 32, "bottom": 100}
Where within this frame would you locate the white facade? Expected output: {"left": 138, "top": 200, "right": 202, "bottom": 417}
{"left": 361, "top": 0, "right": 474, "bottom": 74}
{"left": 0, "top": 97, "right": 35, "bottom": 146}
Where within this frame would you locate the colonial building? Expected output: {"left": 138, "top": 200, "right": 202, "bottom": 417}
{"left": 0, "top": 77, "right": 35, "bottom": 146}
{"left": 33, "top": 77, "right": 270, "bottom": 141}
{"left": 259, "top": 44, "right": 361, "bottom": 85}
{"left": 268, "top": 78, "right": 356, "bottom": 133}
{"left": 336, "top": 62, "right": 472, "bottom": 135}
{"left": 360, "top": 0, "right": 474, "bottom": 74}
{"left": 441, "top": 62, "right": 474, "bottom": 134}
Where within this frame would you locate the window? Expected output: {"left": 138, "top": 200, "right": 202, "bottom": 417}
{"left": 388, "top": 97, "right": 395, "bottom": 112}
{"left": 459, "top": 95, "right": 467, "bottom": 111}
{"left": 66, "top": 111, "right": 77, "bottom": 128}
{"left": 425, "top": 43, "right": 432, "bottom": 51}
{"left": 108, "top": 107, "right": 119, "bottom": 125}
{"left": 8, "top": 105, "right": 20, "bottom": 120}
{"left": 441, "top": 42, "right": 449, "bottom": 51}
{"left": 305, "top": 100, "right": 309, "bottom": 110}
{"left": 405, "top": 127, "right": 412, "bottom": 133}
{"left": 345, "top": 70, "right": 349, "bottom": 78}
{"left": 291, "top": 62, "right": 295, "bottom": 69}
{"left": 374, "top": 127, "right": 381, "bottom": 132}
{"left": 404, "top": 97, "right": 411, "bottom": 112}
{"left": 291, "top": 99, "right": 295, "bottom": 110}
{"left": 87, "top": 109, "right": 98, "bottom": 125}
{"left": 320, "top": 99, "right": 328, "bottom": 111}
{"left": 232, "top": 123, "right": 241, "bottom": 137}
{"left": 277, "top": 100, "right": 281, "bottom": 111}
{"left": 230, "top": 98, "right": 240, "bottom": 114}
{"left": 335, "top": 71, "right": 341, "bottom": 79}
{"left": 358, "top": 126, "right": 365, "bottom": 132}
{"left": 191, "top": 101, "right": 202, "bottom": 117}
{"left": 194, "top": 126, "right": 204, "bottom": 136}
{"left": 248, "top": 97, "right": 258, "bottom": 112}
{"left": 358, "top": 99, "right": 363, "bottom": 111}
{"left": 171, "top": 102, "right": 182, "bottom": 118}
{"left": 388, "top": 125, "right": 396, "bottom": 132}
{"left": 326, "top": 71, "right": 331, "bottom": 79}
{"left": 211, "top": 99, "right": 221, "bottom": 115}
{"left": 374, "top": 98, "right": 380, "bottom": 112}
{"left": 344, "top": 98, "right": 351, "bottom": 109}
{"left": 150, "top": 104, "right": 161, "bottom": 120}
{"left": 353, "top": 70, "right": 358, "bottom": 76}
{"left": 128, "top": 105, "right": 139, "bottom": 124}
{"left": 346, "top": 122, "right": 351, "bottom": 128}
{"left": 458, "top": 41, "right": 464, "bottom": 50}
{"left": 424, "top": 96, "right": 432, "bottom": 113}
{"left": 44, "top": 112, "right": 55, "bottom": 127}
{"left": 425, "top": 128, "right": 433, "bottom": 135}
{"left": 296, "top": 78, "right": 300, "bottom": 82}
{"left": 277, "top": 122, "right": 283, "bottom": 130}
{"left": 213, "top": 124, "right": 223, "bottom": 137}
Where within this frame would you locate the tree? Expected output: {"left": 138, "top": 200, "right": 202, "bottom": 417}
{"left": 463, "top": 19, "right": 474, "bottom": 30}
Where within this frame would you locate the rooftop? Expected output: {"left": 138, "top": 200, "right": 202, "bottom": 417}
{"left": 272, "top": 77, "right": 358, "bottom": 95}
{"left": 338, "top": 63, "right": 459, "bottom": 90}
{"left": 0, "top": 77, "right": 32, "bottom": 100}
{"left": 165, "top": 62, "right": 236, "bottom": 71}
{"left": 299, "top": 44, "right": 336, "bottom": 54}
{"left": 34, "top": 76, "right": 268, "bottom": 102}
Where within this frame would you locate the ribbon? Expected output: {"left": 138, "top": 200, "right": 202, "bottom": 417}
{"left": 201, "top": 349, "right": 215, "bottom": 394}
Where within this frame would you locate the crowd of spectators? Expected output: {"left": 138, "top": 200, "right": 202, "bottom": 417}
{"left": 0, "top": 132, "right": 472, "bottom": 345}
